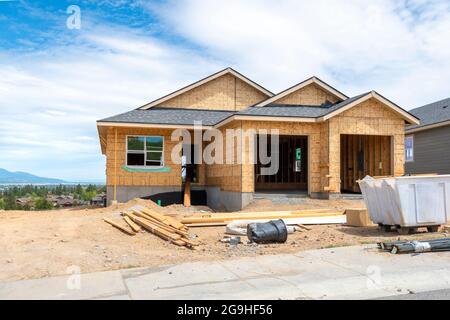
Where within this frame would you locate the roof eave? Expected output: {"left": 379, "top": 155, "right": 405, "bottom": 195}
{"left": 405, "top": 119, "right": 450, "bottom": 134}
{"left": 96, "top": 121, "right": 214, "bottom": 130}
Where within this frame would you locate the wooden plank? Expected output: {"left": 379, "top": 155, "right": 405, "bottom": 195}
{"left": 181, "top": 211, "right": 345, "bottom": 224}
{"left": 189, "top": 208, "right": 336, "bottom": 218}
{"left": 129, "top": 215, "right": 186, "bottom": 245}
{"left": 374, "top": 136, "right": 380, "bottom": 176}
{"left": 123, "top": 216, "right": 141, "bottom": 233}
{"left": 364, "top": 135, "right": 369, "bottom": 177}
{"left": 342, "top": 135, "right": 347, "bottom": 191}
{"left": 104, "top": 218, "right": 135, "bottom": 235}
{"left": 347, "top": 135, "right": 352, "bottom": 191}
{"left": 140, "top": 207, "right": 185, "bottom": 230}
{"left": 352, "top": 135, "right": 358, "bottom": 192}
{"left": 184, "top": 179, "right": 191, "bottom": 207}
{"left": 126, "top": 211, "right": 189, "bottom": 237}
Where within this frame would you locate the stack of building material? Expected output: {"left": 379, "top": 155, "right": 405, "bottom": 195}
{"left": 103, "top": 205, "right": 197, "bottom": 248}
{"left": 378, "top": 238, "right": 450, "bottom": 254}
{"left": 181, "top": 209, "right": 345, "bottom": 226}
{"left": 345, "top": 208, "right": 375, "bottom": 227}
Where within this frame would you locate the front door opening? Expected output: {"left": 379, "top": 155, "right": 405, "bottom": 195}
{"left": 340, "top": 134, "right": 392, "bottom": 193}
{"left": 255, "top": 135, "right": 308, "bottom": 191}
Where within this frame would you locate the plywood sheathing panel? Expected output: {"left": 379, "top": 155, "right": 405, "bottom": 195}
{"left": 205, "top": 121, "right": 244, "bottom": 192}
{"left": 105, "top": 127, "right": 183, "bottom": 187}
{"left": 156, "top": 73, "right": 268, "bottom": 111}
{"left": 327, "top": 98, "right": 405, "bottom": 193}
{"left": 275, "top": 83, "right": 341, "bottom": 106}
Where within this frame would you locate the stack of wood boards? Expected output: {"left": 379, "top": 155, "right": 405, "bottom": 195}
{"left": 181, "top": 209, "right": 345, "bottom": 226}
{"left": 103, "top": 205, "right": 198, "bottom": 248}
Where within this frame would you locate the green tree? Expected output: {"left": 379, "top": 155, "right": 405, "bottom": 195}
{"left": 35, "top": 198, "right": 53, "bottom": 210}
{"left": 0, "top": 198, "right": 5, "bottom": 210}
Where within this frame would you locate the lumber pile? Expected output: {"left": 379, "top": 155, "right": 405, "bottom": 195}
{"left": 181, "top": 209, "right": 345, "bottom": 226}
{"left": 103, "top": 205, "right": 198, "bottom": 249}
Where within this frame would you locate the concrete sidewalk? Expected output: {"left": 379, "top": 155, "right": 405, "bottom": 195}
{"left": 1, "top": 245, "right": 450, "bottom": 300}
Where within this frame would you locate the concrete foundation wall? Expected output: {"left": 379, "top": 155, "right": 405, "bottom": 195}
{"left": 106, "top": 185, "right": 181, "bottom": 205}
{"left": 206, "top": 187, "right": 253, "bottom": 212}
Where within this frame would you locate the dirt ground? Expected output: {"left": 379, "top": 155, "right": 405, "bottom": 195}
{"left": 1, "top": 197, "right": 448, "bottom": 282}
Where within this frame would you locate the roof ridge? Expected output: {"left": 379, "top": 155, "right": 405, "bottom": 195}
{"left": 254, "top": 76, "right": 349, "bottom": 107}
{"left": 138, "top": 67, "right": 274, "bottom": 110}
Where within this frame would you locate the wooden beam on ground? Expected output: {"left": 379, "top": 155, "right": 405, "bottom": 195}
{"left": 127, "top": 214, "right": 195, "bottom": 248}
{"left": 181, "top": 211, "right": 345, "bottom": 224}
{"left": 126, "top": 211, "right": 189, "bottom": 237}
{"left": 140, "top": 207, "right": 185, "bottom": 230}
{"left": 104, "top": 218, "right": 135, "bottom": 235}
{"left": 123, "top": 216, "right": 141, "bottom": 233}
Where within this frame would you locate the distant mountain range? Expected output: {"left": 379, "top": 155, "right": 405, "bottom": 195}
{"left": 0, "top": 168, "right": 67, "bottom": 184}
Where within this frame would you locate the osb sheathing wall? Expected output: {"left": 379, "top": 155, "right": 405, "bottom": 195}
{"left": 326, "top": 98, "right": 406, "bottom": 193}
{"left": 240, "top": 121, "right": 324, "bottom": 194}
{"left": 105, "top": 127, "right": 195, "bottom": 188}
{"left": 275, "top": 83, "right": 341, "bottom": 105}
{"left": 205, "top": 121, "right": 243, "bottom": 193}
{"left": 156, "top": 73, "right": 269, "bottom": 111}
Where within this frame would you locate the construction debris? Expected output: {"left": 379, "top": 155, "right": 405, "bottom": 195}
{"left": 247, "top": 220, "right": 288, "bottom": 244}
{"left": 226, "top": 220, "right": 301, "bottom": 236}
{"left": 220, "top": 236, "right": 242, "bottom": 245}
{"left": 104, "top": 205, "right": 197, "bottom": 249}
{"left": 378, "top": 238, "right": 450, "bottom": 254}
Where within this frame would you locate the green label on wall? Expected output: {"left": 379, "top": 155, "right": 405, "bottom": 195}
{"left": 296, "top": 148, "right": 301, "bottom": 161}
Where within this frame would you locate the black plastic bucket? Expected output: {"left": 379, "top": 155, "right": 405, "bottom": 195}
{"left": 246, "top": 219, "right": 288, "bottom": 244}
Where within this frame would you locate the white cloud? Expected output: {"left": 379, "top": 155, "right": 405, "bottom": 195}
{"left": 0, "top": 24, "right": 221, "bottom": 181}
{"left": 151, "top": 0, "right": 450, "bottom": 107}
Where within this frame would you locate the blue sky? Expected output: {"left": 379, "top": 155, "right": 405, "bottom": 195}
{"left": 0, "top": 0, "right": 449, "bottom": 182}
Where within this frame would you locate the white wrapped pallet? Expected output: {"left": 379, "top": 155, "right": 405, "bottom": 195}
{"left": 358, "top": 175, "right": 450, "bottom": 228}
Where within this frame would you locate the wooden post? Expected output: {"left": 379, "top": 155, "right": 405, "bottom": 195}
{"left": 114, "top": 127, "right": 117, "bottom": 203}
{"left": 184, "top": 179, "right": 191, "bottom": 207}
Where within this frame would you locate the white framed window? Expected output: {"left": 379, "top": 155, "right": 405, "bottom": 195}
{"left": 405, "top": 135, "right": 414, "bottom": 162}
{"left": 126, "top": 135, "right": 164, "bottom": 167}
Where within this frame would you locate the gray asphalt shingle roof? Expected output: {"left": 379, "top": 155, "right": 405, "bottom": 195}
{"left": 237, "top": 104, "right": 331, "bottom": 118}
{"left": 98, "top": 92, "right": 416, "bottom": 126}
{"left": 98, "top": 108, "right": 234, "bottom": 126}
{"left": 406, "top": 97, "right": 450, "bottom": 131}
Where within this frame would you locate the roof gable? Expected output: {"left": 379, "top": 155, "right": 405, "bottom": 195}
{"left": 255, "top": 76, "right": 348, "bottom": 107}
{"left": 139, "top": 68, "right": 273, "bottom": 110}
{"left": 321, "top": 91, "right": 420, "bottom": 125}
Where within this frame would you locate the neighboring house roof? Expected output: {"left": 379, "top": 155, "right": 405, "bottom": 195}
{"left": 254, "top": 76, "right": 349, "bottom": 107}
{"left": 406, "top": 97, "right": 450, "bottom": 133}
{"left": 98, "top": 108, "right": 235, "bottom": 127}
{"left": 139, "top": 67, "right": 274, "bottom": 110}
